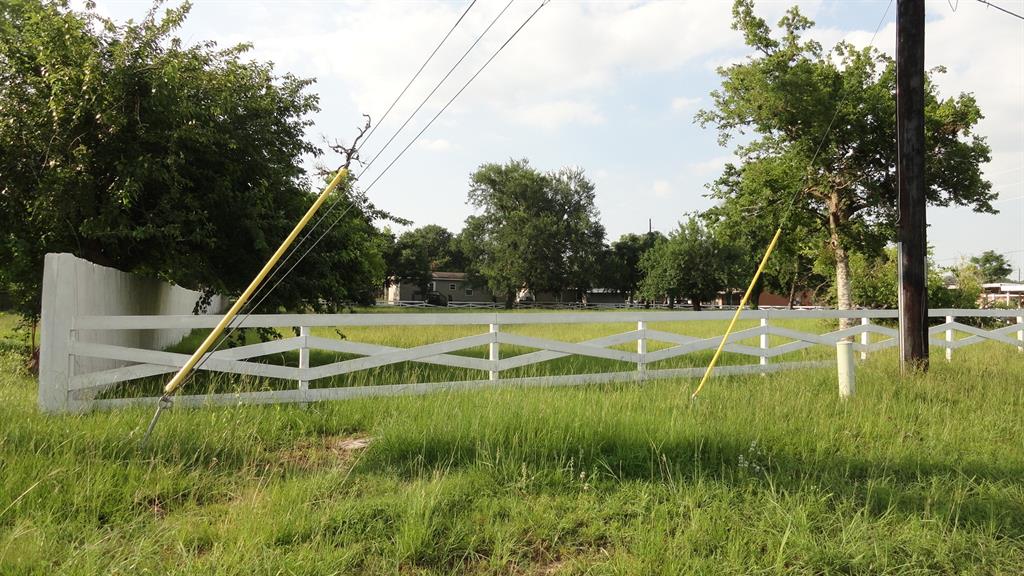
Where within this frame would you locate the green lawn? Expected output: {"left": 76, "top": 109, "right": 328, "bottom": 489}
{"left": 2, "top": 312, "right": 1024, "bottom": 574}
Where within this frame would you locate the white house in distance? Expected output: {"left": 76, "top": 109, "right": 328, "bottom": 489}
{"left": 981, "top": 283, "right": 1024, "bottom": 307}
{"left": 383, "top": 271, "right": 495, "bottom": 304}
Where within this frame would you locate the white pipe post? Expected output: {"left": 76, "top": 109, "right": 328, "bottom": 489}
{"left": 836, "top": 341, "right": 855, "bottom": 399}
{"left": 637, "top": 320, "right": 647, "bottom": 378}
{"left": 945, "top": 315, "right": 954, "bottom": 362}
{"left": 298, "top": 326, "right": 311, "bottom": 397}
{"left": 489, "top": 323, "right": 500, "bottom": 381}
{"left": 860, "top": 317, "right": 870, "bottom": 361}
{"left": 759, "top": 317, "right": 768, "bottom": 372}
{"left": 1017, "top": 316, "right": 1023, "bottom": 353}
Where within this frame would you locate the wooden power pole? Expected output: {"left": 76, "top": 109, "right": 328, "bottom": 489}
{"left": 896, "top": 0, "right": 929, "bottom": 373}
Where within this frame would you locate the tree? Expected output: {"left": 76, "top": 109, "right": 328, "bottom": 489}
{"left": 702, "top": 190, "right": 823, "bottom": 309}
{"left": 381, "top": 225, "right": 463, "bottom": 296}
{"left": 969, "top": 250, "right": 1013, "bottom": 283}
{"left": 396, "top": 225, "right": 465, "bottom": 273}
{"left": 0, "top": 1, "right": 388, "bottom": 317}
{"left": 462, "top": 159, "right": 606, "bottom": 307}
{"left": 846, "top": 247, "right": 979, "bottom": 310}
{"left": 697, "top": 0, "right": 994, "bottom": 326}
{"left": 603, "top": 232, "right": 665, "bottom": 303}
{"left": 638, "top": 216, "right": 737, "bottom": 311}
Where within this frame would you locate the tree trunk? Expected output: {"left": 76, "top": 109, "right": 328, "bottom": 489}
{"left": 504, "top": 290, "right": 515, "bottom": 309}
{"left": 749, "top": 274, "right": 764, "bottom": 310}
{"left": 787, "top": 259, "right": 799, "bottom": 309}
{"left": 828, "top": 200, "right": 854, "bottom": 330}
{"left": 691, "top": 296, "right": 702, "bottom": 312}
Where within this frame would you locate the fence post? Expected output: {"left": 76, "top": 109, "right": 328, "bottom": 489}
{"left": 298, "top": 326, "right": 310, "bottom": 397}
{"left": 1017, "top": 315, "right": 1023, "bottom": 353}
{"left": 860, "top": 317, "right": 870, "bottom": 361}
{"left": 637, "top": 320, "right": 647, "bottom": 378}
{"left": 759, "top": 317, "right": 768, "bottom": 371}
{"left": 836, "top": 341, "right": 855, "bottom": 399}
{"left": 945, "top": 315, "right": 954, "bottom": 362}
{"left": 39, "top": 254, "right": 76, "bottom": 412}
{"left": 489, "top": 323, "right": 500, "bottom": 381}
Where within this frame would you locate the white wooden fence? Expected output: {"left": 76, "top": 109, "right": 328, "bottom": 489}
{"left": 40, "top": 308, "right": 1024, "bottom": 412}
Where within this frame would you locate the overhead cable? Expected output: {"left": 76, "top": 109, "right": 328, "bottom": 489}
{"left": 247, "top": 0, "right": 552, "bottom": 320}
{"left": 358, "top": 0, "right": 516, "bottom": 177}
{"left": 176, "top": 0, "right": 551, "bottom": 380}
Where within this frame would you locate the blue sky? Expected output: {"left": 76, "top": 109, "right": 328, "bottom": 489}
{"left": 86, "top": 0, "right": 1024, "bottom": 278}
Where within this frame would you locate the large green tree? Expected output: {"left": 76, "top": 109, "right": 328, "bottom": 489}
{"left": 462, "top": 159, "right": 606, "bottom": 307}
{"left": 0, "top": 0, "right": 387, "bottom": 317}
{"left": 381, "top": 224, "right": 464, "bottom": 296}
{"left": 603, "top": 232, "right": 665, "bottom": 303}
{"left": 698, "top": 0, "right": 994, "bottom": 324}
{"left": 969, "top": 250, "right": 1014, "bottom": 283}
{"left": 638, "top": 216, "right": 739, "bottom": 311}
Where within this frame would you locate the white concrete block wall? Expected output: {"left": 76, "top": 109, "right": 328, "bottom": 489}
{"left": 38, "top": 253, "right": 223, "bottom": 412}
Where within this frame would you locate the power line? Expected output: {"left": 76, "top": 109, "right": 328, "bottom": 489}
{"left": 235, "top": 0, "right": 510, "bottom": 306}
{"left": 359, "top": 0, "right": 478, "bottom": 150}
{"left": 255, "top": 0, "right": 552, "bottom": 316}
{"left": 165, "top": 2, "right": 489, "bottom": 394}
{"left": 241, "top": 0, "right": 480, "bottom": 299}
{"left": 975, "top": 0, "right": 1024, "bottom": 21}
{"left": 173, "top": 0, "right": 551, "bottom": 389}
{"left": 358, "top": 0, "right": 515, "bottom": 178}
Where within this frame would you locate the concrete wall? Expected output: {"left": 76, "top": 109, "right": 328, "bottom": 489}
{"left": 39, "top": 253, "right": 224, "bottom": 412}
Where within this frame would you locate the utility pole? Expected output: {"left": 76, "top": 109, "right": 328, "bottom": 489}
{"left": 896, "top": 0, "right": 928, "bottom": 373}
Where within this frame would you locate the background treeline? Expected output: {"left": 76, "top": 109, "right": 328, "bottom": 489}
{"left": 0, "top": 0, "right": 1011, "bottom": 320}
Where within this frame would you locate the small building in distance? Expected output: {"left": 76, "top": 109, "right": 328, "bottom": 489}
{"left": 383, "top": 271, "right": 495, "bottom": 304}
{"left": 980, "top": 283, "right": 1024, "bottom": 307}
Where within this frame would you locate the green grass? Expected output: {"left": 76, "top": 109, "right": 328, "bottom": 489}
{"left": 2, "top": 311, "right": 1024, "bottom": 574}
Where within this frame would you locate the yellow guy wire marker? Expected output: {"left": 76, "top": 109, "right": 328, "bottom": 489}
{"left": 690, "top": 226, "right": 783, "bottom": 401}
{"left": 141, "top": 168, "right": 349, "bottom": 445}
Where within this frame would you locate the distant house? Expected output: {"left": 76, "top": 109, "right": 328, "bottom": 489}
{"left": 980, "top": 283, "right": 1024, "bottom": 307}
{"left": 383, "top": 271, "right": 495, "bottom": 304}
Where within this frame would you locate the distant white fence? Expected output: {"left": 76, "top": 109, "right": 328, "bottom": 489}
{"left": 39, "top": 307, "right": 1023, "bottom": 412}
{"left": 382, "top": 300, "right": 823, "bottom": 311}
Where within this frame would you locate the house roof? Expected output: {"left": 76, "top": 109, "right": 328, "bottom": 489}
{"left": 432, "top": 271, "right": 467, "bottom": 281}
{"left": 982, "top": 283, "right": 1024, "bottom": 293}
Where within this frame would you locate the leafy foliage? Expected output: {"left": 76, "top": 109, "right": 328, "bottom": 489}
{"left": 969, "top": 250, "right": 1014, "bottom": 283}
{"left": 602, "top": 232, "right": 665, "bottom": 301}
{"left": 462, "top": 159, "right": 605, "bottom": 306}
{"left": 698, "top": 0, "right": 994, "bottom": 317}
{"left": 382, "top": 224, "right": 467, "bottom": 296}
{"left": 0, "top": 0, "right": 387, "bottom": 317}
{"left": 846, "top": 247, "right": 980, "bottom": 310}
{"left": 638, "top": 217, "right": 739, "bottom": 310}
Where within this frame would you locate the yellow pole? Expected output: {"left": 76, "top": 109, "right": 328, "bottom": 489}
{"left": 690, "top": 226, "right": 783, "bottom": 401}
{"left": 162, "top": 168, "right": 349, "bottom": 397}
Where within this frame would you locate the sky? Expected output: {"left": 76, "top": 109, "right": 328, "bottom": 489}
{"left": 83, "top": 0, "right": 1024, "bottom": 279}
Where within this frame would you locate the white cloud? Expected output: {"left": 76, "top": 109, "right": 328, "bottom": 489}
{"left": 505, "top": 100, "right": 604, "bottom": 129}
{"left": 416, "top": 138, "right": 451, "bottom": 152}
{"left": 686, "top": 155, "right": 736, "bottom": 178}
{"left": 671, "top": 96, "right": 701, "bottom": 113}
{"left": 652, "top": 180, "right": 672, "bottom": 198}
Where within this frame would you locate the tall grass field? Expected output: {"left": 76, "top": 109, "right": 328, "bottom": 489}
{"left": 1, "top": 311, "right": 1023, "bottom": 574}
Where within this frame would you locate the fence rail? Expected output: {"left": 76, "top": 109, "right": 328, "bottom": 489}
{"left": 40, "top": 308, "right": 1024, "bottom": 412}
{"left": 381, "top": 300, "right": 826, "bottom": 310}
